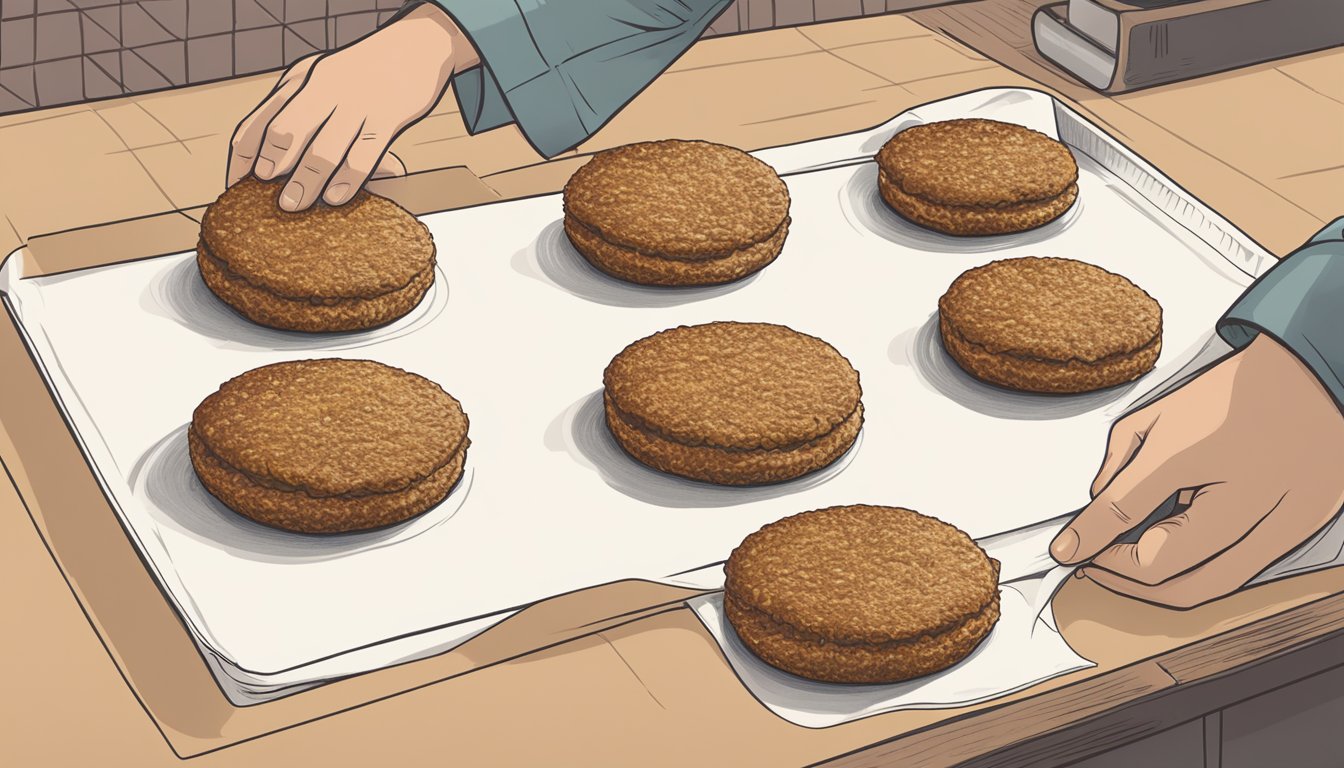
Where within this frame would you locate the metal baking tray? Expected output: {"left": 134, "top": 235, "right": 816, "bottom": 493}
{"left": 1, "top": 88, "right": 1273, "bottom": 704}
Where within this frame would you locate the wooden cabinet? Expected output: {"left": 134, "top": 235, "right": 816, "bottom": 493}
{"left": 1068, "top": 665, "right": 1344, "bottom": 768}
{"left": 1222, "top": 664, "right": 1344, "bottom": 768}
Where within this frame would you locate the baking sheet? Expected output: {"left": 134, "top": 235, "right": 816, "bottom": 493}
{"left": 0, "top": 88, "right": 1295, "bottom": 704}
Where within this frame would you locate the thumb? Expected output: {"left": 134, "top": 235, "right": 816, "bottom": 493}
{"left": 1051, "top": 445, "right": 1185, "bottom": 565}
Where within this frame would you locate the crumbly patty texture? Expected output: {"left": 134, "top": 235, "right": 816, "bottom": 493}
{"left": 563, "top": 213, "right": 788, "bottom": 286}
{"left": 725, "top": 506, "right": 999, "bottom": 645}
{"left": 876, "top": 119, "right": 1078, "bottom": 208}
{"left": 939, "top": 257, "right": 1162, "bottom": 363}
{"left": 604, "top": 394, "right": 863, "bottom": 485}
{"left": 189, "top": 428, "right": 465, "bottom": 534}
{"left": 603, "top": 322, "right": 862, "bottom": 451}
{"left": 200, "top": 176, "right": 434, "bottom": 300}
{"left": 191, "top": 359, "right": 468, "bottom": 498}
{"left": 725, "top": 588, "right": 1000, "bottom": 684}
{"left": 877, "top": 169, "right": 1077, "bottom": 237}
{"left": 563, "top": 140, "right": 790, "bottom": 259}
{"left": 197, "top": 244, "right": 433, "bottom": 332}
{"left": 940, "top": 315, "right": 1162, "bottom": 394}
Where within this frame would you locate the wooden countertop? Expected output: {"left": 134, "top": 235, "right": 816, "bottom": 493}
{"left": 2, "top": 10, "right": 1341, "bottom": 767}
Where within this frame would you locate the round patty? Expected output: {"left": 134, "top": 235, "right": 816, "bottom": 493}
{"left": 189, "top": 359, "right": 469, "bottom": 533}
{"left": 875, "top": 119, "right": 1079, "bottom": 236}
{"left": 198, "top": 177, "right": 435, "bottom": 332}
{"left": 603, "top": 322, "right": 862, "bottom": 485}
{"left": 939, "top": 257, "right": 1163, "bottom": 393}
{"left": 725, "top": 505, "right": 1001, "bottom": 683}
{"left": 563, "top": 140, "right": 790, "bottom": 285}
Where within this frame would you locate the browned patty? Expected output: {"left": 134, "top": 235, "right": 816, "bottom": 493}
{"left": 875, "top": 119, "right": 1079, "bottom": 236}
{"left": 563, "top": 140, "right": 790, "bottom": 285}
{"left": 198, "top": 177, "right": 435, "bottom": 331}
{"left": 189, "top": 359, "right": 469, "bottom": 533}
{"left": 938, "top": 257, "right": 1163, "bottom": 393}
{"left": 725, "top": 505, "right": 1001, "bottom": 684}
{"left": 602, "top": 322, "right": 862, "bottom": 485}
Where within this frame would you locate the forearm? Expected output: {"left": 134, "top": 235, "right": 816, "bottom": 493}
{"left": 411, "top": 0, "right": 733, "bottom": 157}
{"left": 1218, "top": 217, "right": 1344, "bottom": 413}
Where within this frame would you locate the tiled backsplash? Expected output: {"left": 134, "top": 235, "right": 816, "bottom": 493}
{"left": 0, "top": 1, "right": 925, "bottom": 116}
{"left": 0, "top": 0, "right": 404, "bottom": 114}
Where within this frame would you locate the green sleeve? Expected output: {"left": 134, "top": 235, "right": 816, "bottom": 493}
{"left": 417, "top": 0, "right": 733, "bottom": 158}
{"left": 1218, "top": 218, "right": 1344, "bottom": 412}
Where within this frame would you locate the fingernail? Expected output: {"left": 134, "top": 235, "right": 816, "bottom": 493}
{"left": 1051, "top": 528, "right": 1079, "bottom": 562}
{"left": 256, "top": 158, "right": 275, "bottom": 179}
{"left": 279, "top": 182, "right": 303, "bottom": 211}
{"left": 1137, "top": 526, "right": 1168, "bottom": 567}
{"left": 325, "top": 183, "right": 351, "bottom": 205}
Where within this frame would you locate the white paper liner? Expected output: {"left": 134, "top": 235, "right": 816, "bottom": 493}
{"left": 688, "top": 507, "right": 1344, "bottom": 728}
{"left": 7, "top": 88, "right": 1335, "bottom": 707}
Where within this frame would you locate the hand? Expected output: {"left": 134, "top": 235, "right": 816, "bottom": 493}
{"left": 226, "top": 4, "right": 479, "bottom": 211}
{"left": 1050, "top": 333, "right": 1344, "bottom": 608}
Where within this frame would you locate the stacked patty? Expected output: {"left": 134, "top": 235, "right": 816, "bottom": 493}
{"left": 563, "top": 140, "right": 790, "bottom": 286}
{"left": 179, "top": 125, "right": 1139, "bottom": 690}
{"left": 198, "top": 177, "right": 435, "bottom": 332}
{"left": 189, "top": 359, "right": 469, "bottom": 533}
{"left": 939, "top": 257, "right": 1163, "bottom": 393}
{"left": 876, "top": 119, "right": 1078, "bottom": 236}
{"left": 725, "top": 505, "right": 1001, "bottom": 683}
{"left": 603, "top": 322, "right": 862, "bottom": 485}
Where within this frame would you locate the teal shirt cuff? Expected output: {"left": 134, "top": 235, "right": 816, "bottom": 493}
{"left": 1218, "top": 218, "right": 1344, "bottom": 412}
{"left": 424, "top": 0, "right": 731, "bottom": 157}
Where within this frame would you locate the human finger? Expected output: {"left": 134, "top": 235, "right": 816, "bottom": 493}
{"left": 1052, "top": 444, "right": 1186, "bottom": 565}
{"left": 1091, "top": 408, "right": 1157, "bottom": 498}
{"left": 1088, "top": 483, "right": 1273, "bottom": 585}
{"left": 255, "top": 94, "right": 334, "bottom": 183}
{"left": 226, "top": 57, "right": 320, "bottom": 186}
{"left": 227, "top": 80, "right": 303, "bottom": 186}
{"left": 1081, "top": 492, "right": 1332, "bottom": 608}
{"left": 322, "top": 123, "right": 392, "bottom": 206}
{"left": 278, "top": 115, "right": 360, "bottom": 211}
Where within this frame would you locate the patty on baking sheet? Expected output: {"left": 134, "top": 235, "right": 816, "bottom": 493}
{"left": 563, "top": 140, "right": 790, "bottom": 286}
{"left": 602, "top": 321, "right": 862, "bottom": 485}
{"left": 938, "top": 256, "right": 1163, "bottom": 393}
{"left": 197, "top": 177, "right": 435, "bottom": 332}
{"left": 725, "top": 505, "right": 1001, "bottom": 684}
{"left": 189, "top": 359, "right": 469, "bottom": 533}
{"left": 875, "top": 118, "right": 1078, "bottom": 236}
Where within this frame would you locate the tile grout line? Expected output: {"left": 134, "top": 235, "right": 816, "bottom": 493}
{"left": 1275, "top": 67, "right": 1344, "bottom": 108}
{"left": 86, "top": 53, "right": 122, "bottom": 98}
{"left": 105, "top": 133, "right": 216, "bottom": 156}
{"left": 133, "top": 100, "right": 190, "bottom": 153}
{"left": 90, "top": 107, "right": 180, "bottom": 210}
{"left": 76, "top": 1, "right": 87, "bottom": 101}
{"left": 795, "top": 25, "right": 916, "bottom": 96}
{"left": 30, "top": 2, "right": 37, "bottom": 105}
{"left": 1277, "top": 163, "right": 1344, "bottom": 181}
{"left": 184, "top": 0, "right": 191, "bottom": 85}
{"left": 123, "top": 47, "right": 175, "bottom": 94}
{"left": 739, "top": 98, "right": 877, "bottom": 126}
{"left": 0, "top": 81, "right": 34, "bottom": 109}
{"left": 139, "top": 0, "right": 182, "bottom": 43}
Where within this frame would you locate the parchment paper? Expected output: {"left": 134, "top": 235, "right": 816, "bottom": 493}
{"left": 691, "top": 504, "right": 1344, "bottom": 728}
{"left": 5, "top": 89, "right": 1318, "bottom": 706}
